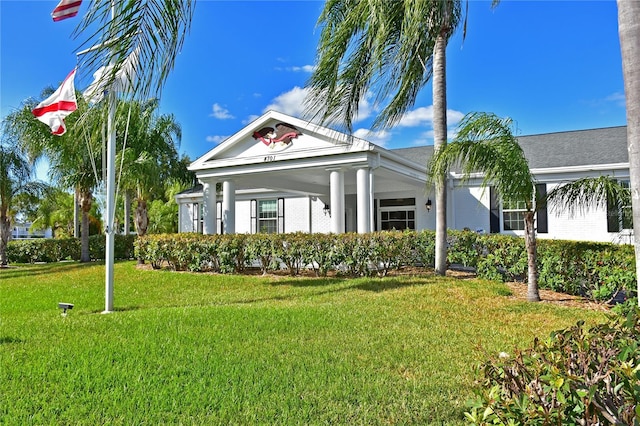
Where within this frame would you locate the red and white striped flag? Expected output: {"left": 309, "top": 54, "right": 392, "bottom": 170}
{"left": 51, "top": 0, "right": 82, "bottom": 22}
{"left": 32, "top": 69, "right": 78, "bottom": 136}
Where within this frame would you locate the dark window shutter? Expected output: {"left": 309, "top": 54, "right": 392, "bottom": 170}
{"left": 277, "top": 198, "right": 285, "bottom": 233}
{"left": 250, "top": 199, "right": 257, "bottom": 234}
{"left": 536, "top": 183, "right": 548, "bottom": 234}
{"left": 607, "top": 185, "right": 620, "bottom": 233}
{"left": 489, "top": 186, "right": 500, "bottom": 233}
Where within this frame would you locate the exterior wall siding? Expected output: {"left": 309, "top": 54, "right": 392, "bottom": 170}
{"left": 284, "top": 197, "right": 310, "bottom": 233}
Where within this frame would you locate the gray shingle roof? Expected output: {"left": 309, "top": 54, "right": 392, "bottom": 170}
{"left": 391, "top": 126, "right": 628, "bottom": 170}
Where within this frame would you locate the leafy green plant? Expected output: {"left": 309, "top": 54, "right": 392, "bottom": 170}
{"left": 466, "top": 311, "right": 640, "bottom": 425}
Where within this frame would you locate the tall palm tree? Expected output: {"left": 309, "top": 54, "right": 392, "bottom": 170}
{"left": 0, "top": 140, "right": 45, "bottom": 267}
{"left": 115, "top": 99, "right": 183, "bottom": 238}
{"left": 617, "top": 1, "right": 640, "bottom": 304}
{"left": 305, "top": 0, "right": 462, "bottom": 275}
{"left": 3, "top": 91, "right": 103, "bottom": 262}
{"left": 427, "top": 112, "right": 541, "bottom": 302}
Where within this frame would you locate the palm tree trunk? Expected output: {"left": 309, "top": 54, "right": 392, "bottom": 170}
{"left": 524, "top": 211, "right": 540, "bottom": 302}
{"left": 124, "top": 191, "right": 131, "bottom": 236}
{"left": 73, "top": 187, "right": 80, "bottom": 238}
{"left": 80, "top": 190, "right": 92, "bottom": 262}
{"left": 0, "top": 212, "right": 10, "bottom": 268}
{"left": 135, "top": 199, "right": 148, "bottom": 237}
{"left": 433, "top": 31, "right": 448, "bottom": 276}
{"left": 617, "top": 0, "right": 640, "bottom": 307}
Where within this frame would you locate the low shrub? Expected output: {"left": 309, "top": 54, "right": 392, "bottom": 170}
{"left": 7, "top": 235, "right": 135, "bottom": 264}
{"left": 465, "top": 310, "right": 640, "bottom": 425}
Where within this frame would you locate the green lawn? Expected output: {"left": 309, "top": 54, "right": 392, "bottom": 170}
{"left": 0, "top": 262, "right": 607, "bottom": 425}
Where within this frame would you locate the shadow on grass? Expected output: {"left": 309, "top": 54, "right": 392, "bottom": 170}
{"left": 0, "top": 336, "right": 24, "bottom": 345}
{"left": 88, "top": 305, "right": 142, "bottom": 314}
{"left": 353, "top": 278, "right": 424, "bottom": 292}
{"left": 271, "top": 275, "right": 430, "bottom": 292}
{"left": 0, "top": 262, "right": 98, "bottom": 280}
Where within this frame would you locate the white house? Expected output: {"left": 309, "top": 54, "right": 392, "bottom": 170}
{"left": 10, "top": 222, "right": 52, "bottom": 240}
{"left": 177, "top": 110, "right": 631, "bottom": 244}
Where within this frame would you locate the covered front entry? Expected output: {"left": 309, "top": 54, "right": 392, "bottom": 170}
{"left": 181, "top": 111, "right": 432, "bottom": 235}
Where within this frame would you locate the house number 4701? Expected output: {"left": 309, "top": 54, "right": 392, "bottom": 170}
{"left": 263, "top": 155, "right": 276, "bottom": 162}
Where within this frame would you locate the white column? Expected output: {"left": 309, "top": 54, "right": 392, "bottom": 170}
{"left": 369, "top": 170, "right": 375, "bottom": 232}
{"left": 222, "top": 180, "right": 236, "bottom": 234}
{"left": 202, "top": 180, "right": 216, "bottom": 234}
{"left": 356, "top": 167, "right": 370, "bottom": 234}
{"left": 329, "top": 170, "right": 345, "bottom": 233}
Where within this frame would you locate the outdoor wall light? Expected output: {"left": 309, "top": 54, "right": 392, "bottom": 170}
{"left": 425, "top": 199, "right": 432, "bottom": 212}
{"left": 58, "top": 302, "right": 74, "bottom": 317}
{"left": 323, "top": 203, "right": 331, "bottom": 217}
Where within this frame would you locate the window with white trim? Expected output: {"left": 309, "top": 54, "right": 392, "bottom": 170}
{"left": 379, "top": 198, "right": 416, "bottom": 231}
{"left": 502, "top": 199, "right": 527, "bottom": 231}
{"left": 258, "top": 200, "right": 278, "bottom": 233}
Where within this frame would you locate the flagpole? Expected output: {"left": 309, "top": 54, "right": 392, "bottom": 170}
{"left": 103, "top": 0, "right": 116, "bottom": 314}
{"left": 104, "top": 89, "right": 116, "bottom": 314}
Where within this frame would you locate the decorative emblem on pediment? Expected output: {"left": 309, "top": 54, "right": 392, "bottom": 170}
{"left": 252, "top": 122, "right": 301, "bottom": 152}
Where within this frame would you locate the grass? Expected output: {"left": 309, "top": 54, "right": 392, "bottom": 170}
{"left": 1, "top": 261, "right": 607, "bottom": 425}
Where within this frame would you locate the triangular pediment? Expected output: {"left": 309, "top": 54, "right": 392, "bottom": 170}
{"left": 189, "top": 111, "right": 371, "bottom": 171}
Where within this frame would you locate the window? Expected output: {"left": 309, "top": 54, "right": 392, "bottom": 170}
{"left": 379, "top": 198, "right": 416, "bottom": 231}
{"left": 251, "top": 198, "right": 284, "bottom": 234}
{"left": 490, "top": 185, "right": 548, "bottom": 233}
{"left": 502, "top": 199, "right": 527, "bottom": 231}
{"left": 258, "top": 200, "right": 278, "bottom": 233}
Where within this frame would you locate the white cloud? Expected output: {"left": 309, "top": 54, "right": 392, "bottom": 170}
{"left": 206, "top": 135, "right": 228, "bottom": 145}
{"left": 605, "top": 91, "right": 625, "bottom": 106}
{"left": 397, "top": 106, "right": 465, "bottom": 128}
{"left": 398, "top": 106, "right": 434, "bottom": 127}
{"left": 353, "top": 128, "right": 392, "bottom": 147}
{"left": 210, "top": 103, "right": 234, "bottom": 120}
{"left": 242, "top": 114, "right": 260, "bottom": 125}
{"left": 263, "top": 86, "right": 310, "bottom": 116}
{"left": 290, "top": 65, "right": 316, "bottom": 73}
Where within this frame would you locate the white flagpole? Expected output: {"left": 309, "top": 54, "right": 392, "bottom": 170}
{"left": 104, "top": 88, "right": 116, "bottom": 313}
{"left": 103, "top": 0, "right": 116, "bottom": 313}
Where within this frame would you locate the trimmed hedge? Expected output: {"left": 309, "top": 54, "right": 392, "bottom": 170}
{"left": 134, "top": 230, "right": 636, "bottom": 304}
{"left": 7, "top": 234, "right": 136, "bottom": 263}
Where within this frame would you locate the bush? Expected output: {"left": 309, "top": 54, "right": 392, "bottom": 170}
{"left": 88, "top": 234, "right": 137, "bottom": 261}
{"left": 465, "top": 311, "right": 640, "bottom": 425}
{"left": 7, "top": 238, "right": 80, "bottom": 263}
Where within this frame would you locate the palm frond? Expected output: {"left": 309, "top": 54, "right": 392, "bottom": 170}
{"left": 546, "top": 176, "right": 631, "bottom": 217}
{"left": 74, "top": 0, "right": 195, "bottom": 102}
{"left": 305, "top": 0, "right": 462, "bottom": 133}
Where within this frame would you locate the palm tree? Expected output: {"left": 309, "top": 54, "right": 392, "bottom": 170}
{"left": 305, "top": 0, "right": 463, "bottom": 275}
{"left": 0, "top": 140, "right": 46, "bottom": 267}
{"left": 4, "top": 91, "right": 103, "bottom": 262}
{"left": 427, "top": 112, "right": 541, "bottom": 302}
{"left": 114, "top": 99, "right": 183, "bottom": 238}
{"left": 617, "top": 1, "right": 640, "bottom": 304}
{"left": 29, "top": 188, "right": 76, "bottom": 238}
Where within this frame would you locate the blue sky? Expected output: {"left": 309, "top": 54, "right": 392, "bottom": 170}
{"left": 0, "top": 0, "right": 626, "bottom": 163}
